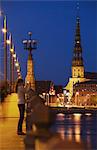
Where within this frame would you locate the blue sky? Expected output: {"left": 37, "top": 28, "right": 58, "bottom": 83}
{"left": 0, "top": 1, "right": 97, "bottom": 86}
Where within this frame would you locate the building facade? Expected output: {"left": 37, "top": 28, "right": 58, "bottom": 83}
{"left": 73, "top": 80, "right": 97, "bottom": 105}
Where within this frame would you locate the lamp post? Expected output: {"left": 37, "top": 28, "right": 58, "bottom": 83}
{"left": 5, "top": 32, "right": 20, "bottom": 92}
{"left": 8, "top": 33, "right": 12, "bottom": 92}
{"left": 8, "top": 33, "right": 14, "bottom": 92}
{"left": 11, "top": 44, "right": 15, "bottom": 92}
{"left": 1, "top": 11, "right": 21, "bottom": 92}
{"left": 6, "top": 33, "right": 15, "bottom": 93}
{"left": 2, "top": 14, "right": 7, "bottom": 84}
{"left": 23, "top": 32, "right": 37, "bottom": 90}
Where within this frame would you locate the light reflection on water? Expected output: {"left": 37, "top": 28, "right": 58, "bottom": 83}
{"left": 52, "top": 113, "right": 97, "bottom": 150}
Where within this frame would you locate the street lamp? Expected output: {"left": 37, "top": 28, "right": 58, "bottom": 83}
{"left": 8, "top": 33, "right": 14, "bottom": 92}
{"left": 1, "top": 11, "right": 22, "bottom": 92}
{"left": 6, "top": 33, "right": 15, "bottom": 93}
{"left": 23, "top": 32, "right": 37, "bottom": 51}
{"left": 2, "top": 28, "right": 7, "bottom": 33}
{"left": 23, "top": 32, "right": 37, "bottom": 90}
{"left": 6, "top": 32, "right": 21, "bottom": 92}
{"left": 1, "top": 13, "right": 7, "bottom": 84}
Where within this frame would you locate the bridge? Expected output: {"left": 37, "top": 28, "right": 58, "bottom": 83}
{"left": 49, "top": 106, "right": 97, "bottom": 114}
{"left": 0, "top": 12, "right": 37, "bottom": 101}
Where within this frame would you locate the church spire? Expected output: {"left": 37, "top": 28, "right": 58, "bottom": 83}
{"left": 65, "top": 2, "right": 86, "bottom": 97}
{"left": 72, "top": 16, "right": 84, "bottom": 67}
{"left": 72, "top": 3, "right": 84, "bottom": 78}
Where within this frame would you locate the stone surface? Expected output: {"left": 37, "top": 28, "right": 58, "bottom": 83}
{"left": 0, "top": 93, "right": 25, "bottom": 150}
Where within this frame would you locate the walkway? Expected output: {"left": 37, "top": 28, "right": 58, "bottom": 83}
{"left": 0, "top": 93, "right": 26, "bottom": 150}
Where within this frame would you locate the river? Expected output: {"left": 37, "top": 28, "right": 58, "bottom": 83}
{"left": 51, "top": 113, "right": 97, "bottom": 150}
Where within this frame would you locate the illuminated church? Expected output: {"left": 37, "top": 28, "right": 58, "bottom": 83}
{"left": 65, "top": 13, "right": 97, "bottom": 98}
{"left": 65, "top": 16, "right": 88, "bottom": 96}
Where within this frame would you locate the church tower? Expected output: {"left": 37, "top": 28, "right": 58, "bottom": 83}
{"left": 65, "top": 10, "right": 86, "bottom": 97}
{"left": 72, "top": 17, "right": 84, "bottom": 78}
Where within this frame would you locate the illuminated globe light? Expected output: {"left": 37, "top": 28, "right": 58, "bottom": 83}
{"left": 2, "top": 28, "right": 7, "bottom": 33}
{"left": 13, "top": 53, "right": 16, "bottom": 58}
{"left": 15, "top": 62, "right": 19, "bottom": 67}
{"left": 6, "top": 39, "right": 11, "bottom": 44}
{"left": 77, "top": 41, "right": 80, "bottom": 43}
{"left": 10, "top": 48, "right": 14, "bottom": 53}
{"left": 16, "top": 66, "right": 20, "bottom": 72}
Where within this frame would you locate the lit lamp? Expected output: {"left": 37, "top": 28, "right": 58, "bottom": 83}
{"left": 15, "top": 61, "right": 19, "bottom": 67}
{"left": 2, "top": 28, "right": 7, "bottom": 33}
{"left": 23, "top": 32, "right": 37, "bottom": 90}
{"left": 23, "top": 32, "right": 37, "bottom": 50}
{"left": 6, "top": 39, "right": 11, "bottom": 45}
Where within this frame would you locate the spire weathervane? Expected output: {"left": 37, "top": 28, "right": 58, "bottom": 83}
{"left": 76, "top": 2, "right": 80, "bottom": 17}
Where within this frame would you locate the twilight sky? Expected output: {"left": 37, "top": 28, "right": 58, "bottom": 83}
{"left": 0, "top": 1, "right": 97, "bottom": 86}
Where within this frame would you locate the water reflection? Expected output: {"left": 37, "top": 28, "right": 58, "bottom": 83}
{"left": 73, "top": 113, "right": 82, "bottom": 122}
{"left": 54, "top": 113, "right": 97, "bottom": 150}
{"left": 73, "top": 113, "right": 81, "bottom": 143}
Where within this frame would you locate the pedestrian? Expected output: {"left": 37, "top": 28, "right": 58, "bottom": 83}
{"left": 16, "top": 78, "right": 26, "bottom": 135}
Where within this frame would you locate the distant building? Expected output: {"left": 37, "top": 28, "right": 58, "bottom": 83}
{"left": 35, "top": 80, "right": 55, "bottom": 105}
{"left": 73, "top": 80, "right": 97, "bottom": 105}
{"left": 73, "top": 80, "right": 97, "bottom": 96}
{"left": 35, "top": 81, "right": 64, "bottom": 106}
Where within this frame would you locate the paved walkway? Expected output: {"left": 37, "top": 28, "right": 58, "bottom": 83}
{"left": 0, "top": 93, "right": 26, "bottom": 150}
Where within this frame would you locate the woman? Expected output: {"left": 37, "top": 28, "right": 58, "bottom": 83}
{"left": 16, "top": 78, "right": 26, "bottom": 135}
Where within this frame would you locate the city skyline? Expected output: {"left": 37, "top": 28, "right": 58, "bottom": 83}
{"left": 0, "top": 1, "right": 97, "bottom": 86}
